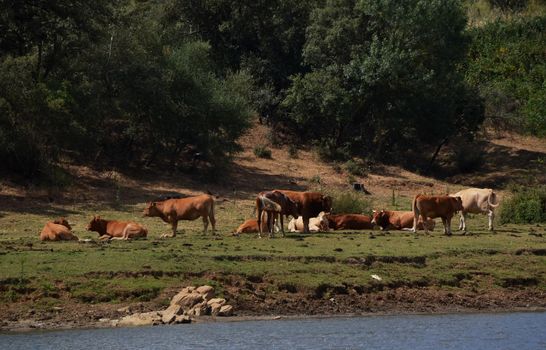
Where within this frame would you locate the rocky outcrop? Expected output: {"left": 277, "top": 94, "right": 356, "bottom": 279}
{"left": 112, "top": 285, "right": 234, "bottom": 327}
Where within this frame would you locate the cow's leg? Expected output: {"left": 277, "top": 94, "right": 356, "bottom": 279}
{"left": 446, "top": 216, "right": 453, "bottom": 236}
{"left": 257, "top": 208, "right": 263, "bottom": 239}
{"left": 459, "top": 211, "right": 468, "bottom": 232}
{"left": 161, "top": 220, "right": 177, "bottom": 238}
{"left": 202, "top": 215, "right": 209, "bottom": 234}
{"left": 303, "top": 215, "right": 310, "bottom": 234}
{"left": 421, "top": 215, "right": 429, "bottom": 234}
{"left": 279, "top": 214, "right": 285, "bottom": 238}
{"left": 411, "top": 210, "right": 419, "bottom": 233}
{"left": 209, "top": 213, "right": 216, "bottom": 234}
{"left": 440, "top": 217, "right": 448, "bottom": 235}
{"left": 488, "top": 210, "right": 494, "bottom": 231}
{"left": 99, "top": 234, "right": 111, "bottom": 241}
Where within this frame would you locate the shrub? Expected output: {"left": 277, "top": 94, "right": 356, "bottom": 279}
{"left": 344, "top": 160, "right": 366, "bottom": 177}
{"left": 253, "top": 145, "right": 272, "bottom": 159}
{"left": 330, "top": 192, "right": 373, "bottom": 215}
{"left": 499, "top": 185, "right": 546, "bottom": 224}
{"left": 288, "top": 144, "right": 299, "bottom": 158}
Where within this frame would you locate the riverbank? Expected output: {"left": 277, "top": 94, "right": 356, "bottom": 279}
{"left": 3, "top": 281, "right": 545, "bottom": 332}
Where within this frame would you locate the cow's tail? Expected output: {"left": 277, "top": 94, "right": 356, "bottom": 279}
{"left": 487, "top": 190, "right": 500, "bottom": 208}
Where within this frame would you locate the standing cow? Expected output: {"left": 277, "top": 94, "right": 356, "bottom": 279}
{"left": 256, "top": 190, "right": 299, "bottom": 238}
{"left": 411, "top": 194, "right": 463, "bottom": 235}
{"left": 450, "top": 188, "right": 499, "bottom": 232}
{"left": 274, "top": 190, "right": 332, "bottom": 234}
{"left": 143, "top": 193, "right": 216, "bottom": 238}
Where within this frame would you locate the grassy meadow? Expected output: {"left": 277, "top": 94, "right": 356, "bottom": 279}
{"left": 1, "top": 196, "right": 545, "bottom": 314}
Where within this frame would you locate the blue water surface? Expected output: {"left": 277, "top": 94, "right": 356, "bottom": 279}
{"left": 2, "top": 312, "right": 545, "bottom": 350}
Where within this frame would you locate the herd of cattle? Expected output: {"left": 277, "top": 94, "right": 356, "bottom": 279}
{"left": 39, "top": 188, "right": 499, "bottom": 241}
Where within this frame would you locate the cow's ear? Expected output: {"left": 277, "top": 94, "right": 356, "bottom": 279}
{"left": 372, "top": 210, "right": 376, "bottom": 213}
{"left": 381, "top": 209, "right": 385, "bottom": 213}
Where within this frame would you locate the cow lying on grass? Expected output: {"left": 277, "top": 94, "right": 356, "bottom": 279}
{"left": 326, "top": 214, "right": 374, "bottom": 230}
{"left": 288, "top": 211, "right": 329, "bottom": 232}
{"left": 40, "top": 218, "right": 79, "bottom": 241}
{"left": 86, "top": 216, "right": 148, "bottom": 240}
{"left": 371, "top": 210, "right": 435, "bottom": 231}
{"left": 143, "top": 193, "right": 216, "bottom": 238}
{"left": 411, "top": 194, "right": 463, "bottom": 235}
{"left": 234, "top": 216, "right": 276, "bottom": 235}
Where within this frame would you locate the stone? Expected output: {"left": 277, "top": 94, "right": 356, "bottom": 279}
{"left": 161, "top": 304, "right": 183, "bottom": 324}
{"left": 117, "top": 312, "right": 162, "bottom": 327}
{"left": 116, "top": 306, "right": 131, "bottom": 314}
{"left": 174, "top": 315, "right": 191, "bottom": 324}
{"left": 206, "top": 298, "right": 226, "bottom": 307}
{"left": 195, "top": 285, "right": 215, "bottom": 301}
{"left": 210, "top": 303, "right": 223, "bottom": 316}
{"left": 172, "top": 292, "right": 204, "bottom": 309}
{"left": 217, "top": 305, "right": 233, "bottom": 317}
{"left": 187, "top": 301, "right": 210, "bottom": 316}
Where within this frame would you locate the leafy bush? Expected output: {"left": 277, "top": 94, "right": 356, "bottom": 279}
{"left": 253, "top": 146, "right": 272, "bottom": 159}
{"left": 344, "top": 160, "right": 366, "bottom": 177}
{"left": 330, "top": 192, "right": 373, "bottom": 215}
{"left": 499, "top": 185, "right": 546, "bottom": 224}
{"left": 466, "top": 15, "right": 546, "bottom": 136}
{"left": 288, "top": 144, "right": 299, "bottom": 158}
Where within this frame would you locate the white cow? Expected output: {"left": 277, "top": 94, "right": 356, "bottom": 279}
{"left": 450, "top": 188, "right": 499, "bottom": 232}
{"left": 288, "top": 212, "right": 329, "bottom": 232}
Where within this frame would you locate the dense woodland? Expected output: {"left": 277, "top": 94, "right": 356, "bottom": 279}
{"left": 0, "top": 0, "right": 544, "bottom": 181}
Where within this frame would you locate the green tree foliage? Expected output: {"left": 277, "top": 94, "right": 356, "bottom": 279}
{"left": 499, "top": 185, "right": 546, "bottom": 224}
{"left": 466, "top": 15, "right": 546, "bottom": 136}
{"left": 163, "top": 0, "right": 317, "bottom": 121}
{"left": 283, "top": 0, "right": 484, "bottom": 161}
{"left": 0, "top": 0, "right": 252, "bottom": 179}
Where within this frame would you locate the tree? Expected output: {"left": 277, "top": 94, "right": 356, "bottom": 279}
{"left": 283, "top": 0, "right": 484, "bottom": 164}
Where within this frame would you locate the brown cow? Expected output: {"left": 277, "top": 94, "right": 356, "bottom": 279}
{"left": 371, "top": 210, "right": 435, "bottom": 231}
{"left": 274, "top": 190, "right": 332, "bottom": 233}
{"left": 234, "top": 215, "right": 271, "bottom": 235}
{"left": 40, "top": 218, "right": 79, "bottom": 241}
{"left": 86, "top": 216, "right": 148, "bottom": 240}
{"left": 143, "top": 194, "right": 215, "bottom": 238}
{"left": 411, "top": 194, "right": 463, "bottom": 235}
{"left": 326, "top": 214, "right": 374, "bottom": 230}
{"left": 256, "top": 190, "right": 299, "bottom": 238}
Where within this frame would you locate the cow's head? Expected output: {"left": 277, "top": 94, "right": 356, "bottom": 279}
{"left": 54, "top": 217, "right": 72, "bottom": 230}
{"left": 317, "top": 211, "right": 330, "bottom": 231}
{"left": 371, "top": 210, "right": 388, "bottom": 229}
{"left": 452, "top": 196, "right": 463, "bottom": 212}
{"left": 86, "top": 215, "right": 104, "bottom": 233}
{"left": 322, "top": 195, "right": 333, "bottom": 212}
{"left": 143, "top": 202, "right": 161, "bottom": 217}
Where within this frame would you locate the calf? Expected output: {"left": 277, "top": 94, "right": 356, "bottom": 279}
{"left": 143, "top": 193, "right": 215, "bottom": 238}
{"left": 274, "top": 190, "right": 332, "bottom": 233}
{"left": 288, "top": 211, "right": 329, "bottom": 232}
{"left": 234, "top": 216, "right": 274, "bottom": 235}
{"left": 256, "top": 190, "right": 299, "bottom": 238}
{"left": 371, "top": 210, "right": 435, "bottom": 231}
{"left": 450, "top": 188, "right": 499, "bottom": 232}
{"left": 411, "top": 194, "right": 463, "bottom": 235}
{"left": 326, "top": 214, "right": 374, "bottom": 230}
{"left": 40, "top": 218, "right": 79, "bottom": 241}
{"left": 86, "top": 216, "right": 148, "bottom": 240}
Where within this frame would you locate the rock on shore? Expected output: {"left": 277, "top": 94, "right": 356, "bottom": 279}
{"left": 111, "top": 285, "right": 233, "bottom": 327}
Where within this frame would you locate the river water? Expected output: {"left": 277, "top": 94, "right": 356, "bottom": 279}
{"left": 2, "top": 312, "right": 545, "bottom": 350}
